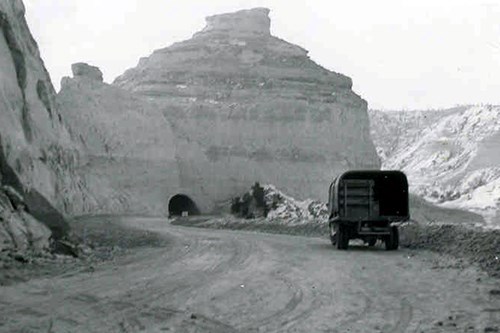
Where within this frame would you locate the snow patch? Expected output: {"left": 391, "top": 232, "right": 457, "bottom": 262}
{"left": 263, "top": 185, "right": 328, "bottom": 224}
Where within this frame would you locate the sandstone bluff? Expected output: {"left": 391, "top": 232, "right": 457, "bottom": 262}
{"left": 78, "top": 7, "right": 379, "bottom": 212}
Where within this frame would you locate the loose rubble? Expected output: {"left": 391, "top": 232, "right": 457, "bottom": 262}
{"left": 0, "top": 185, "right": 51, "bottom": 253}
{"left": 230, "top": 183, "right": 328, "bottom": 223}
{"left": 400, "top": 223, "right": 500, "bottom": 277}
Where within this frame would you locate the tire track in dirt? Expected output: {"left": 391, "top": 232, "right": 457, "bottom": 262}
{"left": 0, "top": 231, "right": 201, "bottom": 324}
{"left": 166, "top": 234, "right": 257, "bottom": 303}
{"left": 0, "top": 227, "right": 211, "bottom": 332}
{"left": 243, "top": 272, "right": 305, "bottom": 331}
{"left": 389, "top": 299, "right": 413, "bottom": 333}
{"left": 80, "top": 231, "right": 254, "bottom": 332}
{"left": 89, "top": 237, "right": 249, "bottom": 330}
{"left": 238, "top": 240, "right": 325, "bottom": 332}
{"left": 77, "top": 230, "right": 252, "bottom": 332}
{"left": 326, "top": 292, "right": 374, "bottom": 333}
{"left": 1, "top": 231, "right": 248, "bottom": 332}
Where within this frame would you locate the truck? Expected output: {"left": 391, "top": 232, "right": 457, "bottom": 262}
{"left": 328, "top": 170, "right": 410, "bottom": 250}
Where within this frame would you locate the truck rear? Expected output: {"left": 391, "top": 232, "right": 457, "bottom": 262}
{"left": 328, "top": 170, "right": 410, "bottom": 250}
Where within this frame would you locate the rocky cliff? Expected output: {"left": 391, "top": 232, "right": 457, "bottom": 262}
{"left": 0, "top": 0, "right": 95, "bottom": 246}
{"left": 370, "top": 105, "right": 500, "bottom": 227}
{"left": 113, "top": 7, "right": 380, "bottom": 206}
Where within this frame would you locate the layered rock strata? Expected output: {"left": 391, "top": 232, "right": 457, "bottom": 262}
{"left": 113, "top": 7, "right": 380, "bottom": 206}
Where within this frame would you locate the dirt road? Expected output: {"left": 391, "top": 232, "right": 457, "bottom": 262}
{"left": 1, "top": 217, "right": 499, "bottom": 332}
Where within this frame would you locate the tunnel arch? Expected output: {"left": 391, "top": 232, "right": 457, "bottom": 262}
{"left": 168, "top": 194, "right": 200, "bottom": 217}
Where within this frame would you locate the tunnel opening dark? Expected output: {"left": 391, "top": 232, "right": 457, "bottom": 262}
{"left": 168, "top": 194, "right": 200, "bottom": 217}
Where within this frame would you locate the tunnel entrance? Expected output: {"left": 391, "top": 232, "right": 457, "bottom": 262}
{"left": 168, "top": 194, "right": 200, "bottom": 217}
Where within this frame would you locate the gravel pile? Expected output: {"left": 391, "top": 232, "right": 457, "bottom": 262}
{"left": 0, "top": 249, "right": 80, "bottom": 286}
{"left": 400, "top": 223, "right": 500, "bottom": 277}
{"left": 0, "top": 216, "right": 170, "bottom": 286}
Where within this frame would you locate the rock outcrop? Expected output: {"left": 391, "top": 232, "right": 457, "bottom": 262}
{"left": 199, "top": 7, "right": 271, "bottom": 37}
{"left": 71, "top": 62, "right": 103, "bottom": 82}
{"left": 370, "top": 105, "right": 500, "bottom": 227}
{"left": 112, "top": 7, "right": 380, "bottom": 206}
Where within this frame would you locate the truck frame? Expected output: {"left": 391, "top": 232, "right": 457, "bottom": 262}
{"left": 328, "top": 170, "right": 410, "bottom": 250}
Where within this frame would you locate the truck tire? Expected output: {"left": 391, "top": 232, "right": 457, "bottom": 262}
{"left": 329, "top": 223, "right": 337, "bottom": 246}
{"left": 385, "top": 226, "right": 399, "bottom": 251}
{"left": 337, "top": 224, "right": 349, "bottom": 250}
{"left": 392, "top": 227, "right": 399, "bottom": 250}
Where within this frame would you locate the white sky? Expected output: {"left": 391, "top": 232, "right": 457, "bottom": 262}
{"left": 24, "top": 0, "right": 500, "bottom": 110}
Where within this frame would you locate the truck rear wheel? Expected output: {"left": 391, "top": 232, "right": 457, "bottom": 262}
{"left": 336, "top": 224, "right": 349, "bottom": 250}
{"left": 385, "top": 226, "right": 399, "bottom": 250}
{"left": 329, "top": 223, "right": 337, "bottom": 246}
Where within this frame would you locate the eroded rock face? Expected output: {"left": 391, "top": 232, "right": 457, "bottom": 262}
{"left": 0, "top": 184, "right": 51, "bottom": 252}
{"left": 0, "top": 0, "right": 93, "bottom": 237}
{"left": 114, "top": 8, "right": 380, "bottom": 205}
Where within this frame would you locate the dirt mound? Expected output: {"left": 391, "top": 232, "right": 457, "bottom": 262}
{"left": 401, "top": 223, "right": 500, "bottom": 277}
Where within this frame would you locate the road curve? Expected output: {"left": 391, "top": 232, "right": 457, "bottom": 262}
{"left": 0, "top": 216, "right": 499, "bottom": 332}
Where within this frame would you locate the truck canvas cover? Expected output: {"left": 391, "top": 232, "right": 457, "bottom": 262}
{"left": 329, "top": 170, "right": 409, "bottom": 222}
